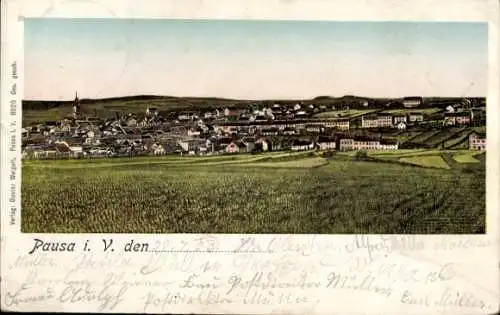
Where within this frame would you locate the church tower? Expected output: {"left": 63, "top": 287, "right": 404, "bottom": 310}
{"left": 73, "top": 91, "right": 81, "bottom": 119}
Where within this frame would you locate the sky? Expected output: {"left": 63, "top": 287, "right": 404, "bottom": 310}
{"left": 24, "top": 19, "right": 488, "bottom": 100}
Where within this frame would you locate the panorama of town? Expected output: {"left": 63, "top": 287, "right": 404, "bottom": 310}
{"left": 21, "top": 94, "right": 486, "bottom": 159}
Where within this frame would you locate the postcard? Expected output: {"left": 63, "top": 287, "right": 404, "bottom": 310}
{"left": 1, "top": 0, "right": 499, "bottom": 314}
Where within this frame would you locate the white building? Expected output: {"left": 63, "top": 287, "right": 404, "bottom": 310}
{"left": 468, "top": 131, "right": 486, "bottom": 151}
{"left": 187, "top": 129, "right": 201, "bottom": 137}
{"left": 393, "top": 115, "right": 407, "bottom": 124}
{"left": 396, "top": 122, "right": 407, "bottom": 130}
{"left": 361, "top": 115, "right": 379, "bottom": 128}
{"left": 446, "top": 105, "right": 456, "bottom": 113}
{"left": 152, "top": 143, "right": 166, "bottom": 155}
{"left": 291, "top": 140, "right": 314, "bottom": 151}
{"left": 403, "top": 97, "right": 423, "bottom": 108}
{"left": 317, "top": 137, "right": 336, "bottom": 150}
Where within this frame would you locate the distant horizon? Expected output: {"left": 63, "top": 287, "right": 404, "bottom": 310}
{"left": 25, "top": 19, "right": 488, "bottom": 100}
{"left": 23, "top": 93, "right": 486, "bottom": 102}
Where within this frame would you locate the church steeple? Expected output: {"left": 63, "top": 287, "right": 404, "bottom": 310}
{"left": 73, "top": 91, "right": 81, "bottom": 119}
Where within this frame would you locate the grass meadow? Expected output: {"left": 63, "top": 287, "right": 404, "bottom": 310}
{"left": 21, "top": 150, "right": 486, "bottom": 234}
{"left": 313, "top": 109, "right": 377, "bottom": 118}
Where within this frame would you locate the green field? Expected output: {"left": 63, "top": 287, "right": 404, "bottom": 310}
{"left": 313, "top": 109, "right": 377, "bottom": 118}
{"left": 399, "top": 155, "right": 451, "bottom": 169}
{"left": 400, "top": 126, "right": 485, "bottom": 150}
{"left": 424, "top": 128, "right": 467, "bottom": 148}
{"left": 406, "top": 130, "right": 441, "bottom": 144}
{"left": 380, "top": 108, "right": 443, "bottom": 115}
{"left": 453, "top": 152, "right": 481, "bottom": 163}
{"left": 22, "top": 150, "right": 485, "bottom": 234}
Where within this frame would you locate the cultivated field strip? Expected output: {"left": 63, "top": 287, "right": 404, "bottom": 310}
{"left": 399, "top": 155, "right": 451, "bottom": 169}
{"left": 21, "top": 150, "right": 485, "bottom": 233}
{"left": 22, "top": 152, "right": 312, "bottom": 169}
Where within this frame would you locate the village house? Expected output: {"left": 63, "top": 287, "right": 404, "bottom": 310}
{"left": 351, "top": 137, "right": 380, "bottom": 151}
{"left": 253, "top": 115, "right": 266, "bottom": 122}
{"left": 144, "top": 116, "right": 164, "bottom": 127}
{"left": 87, "top": 147, "right": 115, "bottom": 157}
{"left": 126, "top": 116, "right": 138, "bottom": 127}
{"left": 378, "top": 139, "right": 399, "bottom": 150}
{"left": 215, "top": 119, "right": 345, "bottom": 135}
{"left": 146, "top": 107, "right": 158, "bottom": 116}
{"left": 239, "top": 112, "right": 251, "bottom": 121}
{"left": 393, "top": 115, "right": 407, "bottom": 124}
{"left": 49, "top": 125, "right": 62, "bottom": 135}
{"left": 408, "top": 112, "right": 424, "bottom": 123}
{"left": 224, "top": 107, "right": 242, "bottom": 119}
{"left": 377, "top": 114, "right": 393, "bottom": 128}
{"left": 446, "top": 105, "right": 456, "bottom": 113}
{"left": 316, "top": 136, "right": 336, "bottom": 151}
{"left": 295, "top": 110, "right": 307, "bottom": 118}
{"left": 468, "top": 131, "right": 486, "bottom": 151}
{"left": 225, "top": 141, "right": 241, "bottom": 153}
{"left": 264, "top": 108, "right": 274, "bottom": 117}
{"left": 271, "top": 109, "right": 284, "bottom": 119}
{"left": 151, "top": 143, "right": 166, "bottom": 155}
{"left": 84, "top": 130, "right": 101, "bottom": 145}
{"left": 443, "top": 112, "right": 471, "bottom": 126}
{"left": 21, "top": 128, "right": 29, "bottom": 138}
{"left": 339, "top": 137, "right": 398, "bottom": 151}
{"left": 55, "top": 141, "right": 83, "bottom": 158}
{"left": 361, "top": 114, "right": 379, "bottom": 128}
{"left": 187, "top": 127, "right": 201, "bottom": 137}
{"left": 30, "top": 145, "right": 58, "bottom": 159}
{"left": 261, "top": 127, "right": 279, "bottom": 136}
{"left": 178, "top": 113, "right": 191, "bottom": 121}
{"left": 460, "top": 98, "right": 473, "bottom": 108}
{"left": 253, "top": 108, "right": 265, "bottom": 116}
{"left": 305, "top": 124, "right": 322, "bottom": 133}
{"left": 244, "top": 141, "right": 255, "bottom": 152}
{"left": 52, "top": 141, "right": 73, "bottom": 158}
{"left": 322, "top": 119, "right": 350, "bottom": 131}
{"left": 396, "top": 121, "right": 407, "bottom": 130}
{"left": 30, "top": 124, "right": 44, "bottom": 134}
{"left": 254, "top": 138, "right": 269, "bottom": 152}
{"left": 215, "top": 137, "right": 233, "bottom": 151}
{"left": 177, "top": 139, "right": 207, "bottom": 155}
{"left": 339, "top": 138, "right": 355, "bottom": 151}
{"left": 21, "top": 145, "right": 34, "bottom": 159}
{"left": 268, "top": 138, "right": 286, "bottom": 151}
{"left": 291, "top": 139, "right": 314, "bottom": 151}
{"left": 403, "top": 96, "right": 423, "bottom": 108}
{"left": 226, "top": 140, "right": 252, "bottom": 154}
{"left": 61, "top": 123, "right": 72, "bottom": 135}
{"left": 282, "top": 127, "right": 296, "bottom": 135}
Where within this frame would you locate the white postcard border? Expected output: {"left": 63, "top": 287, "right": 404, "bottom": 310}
{"left": 1, "top": 0, "right": 499, "bottom": 314}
